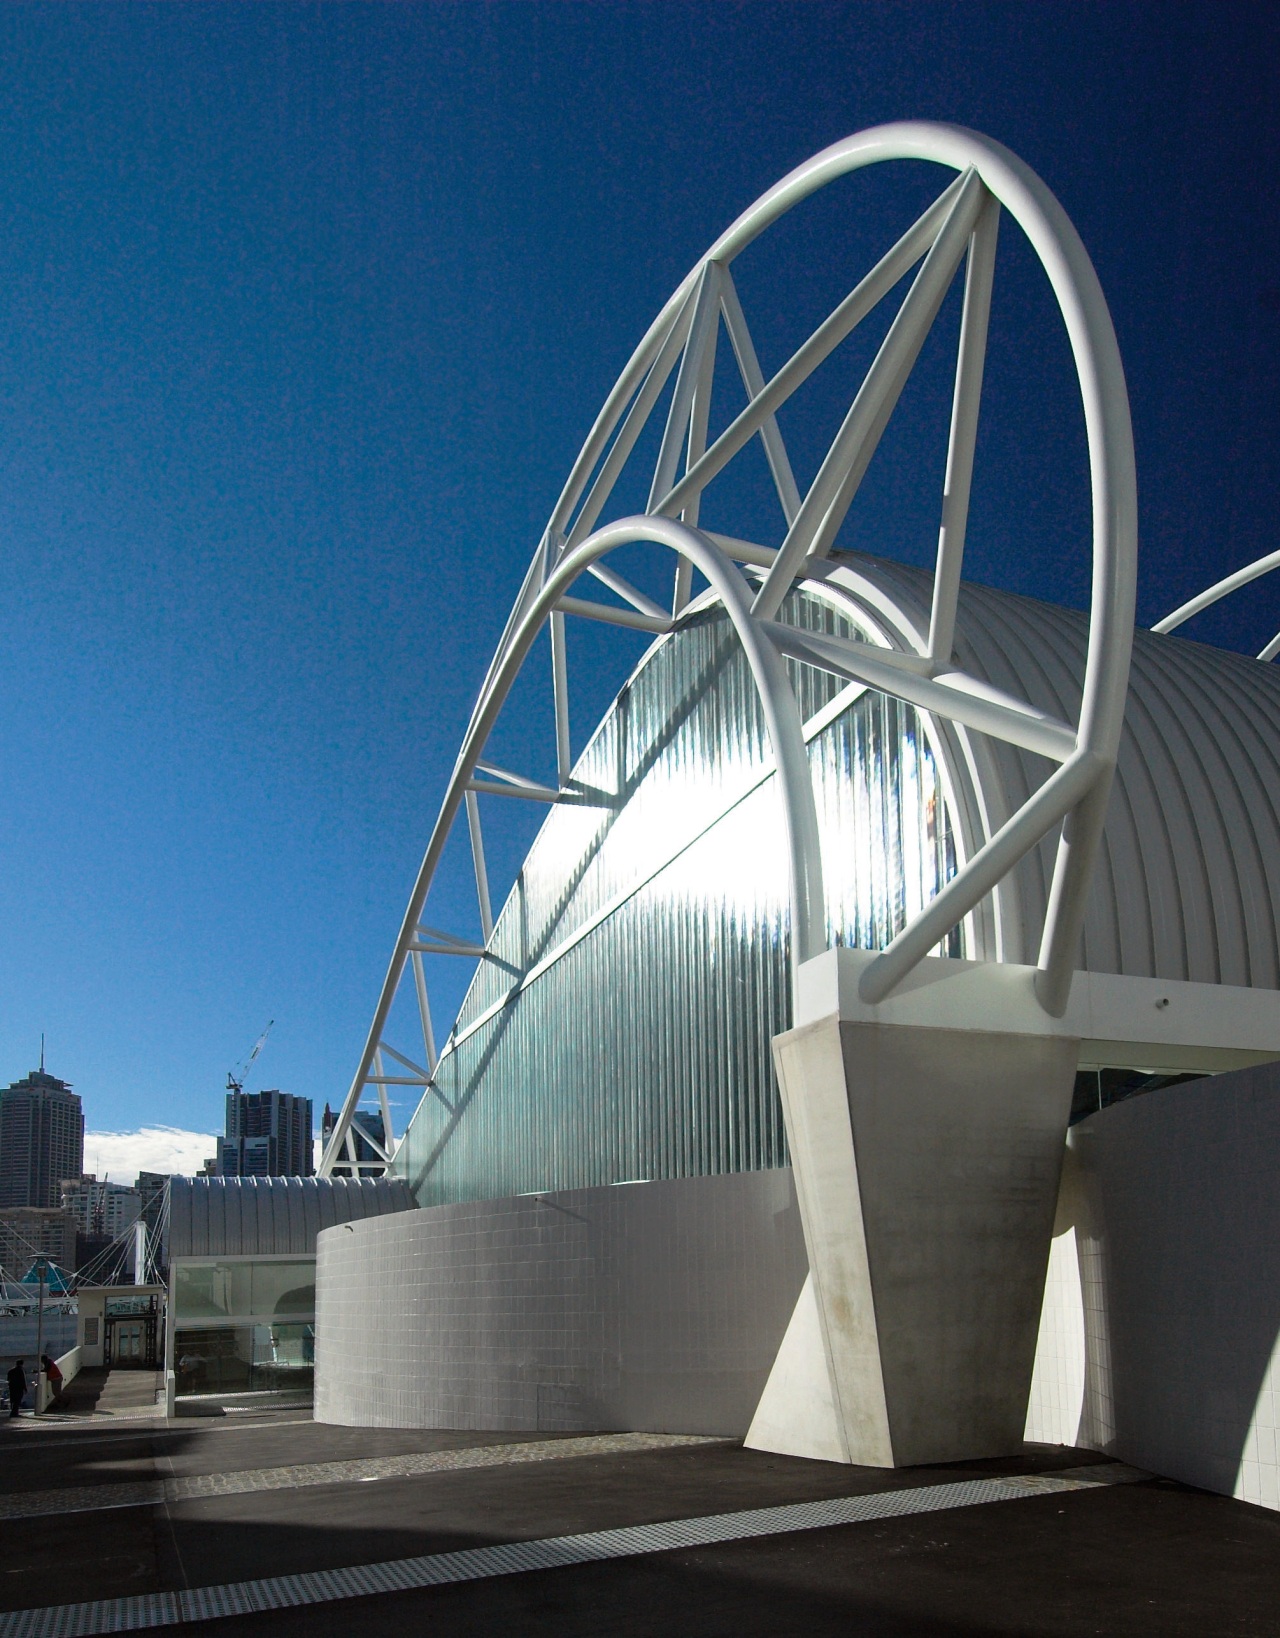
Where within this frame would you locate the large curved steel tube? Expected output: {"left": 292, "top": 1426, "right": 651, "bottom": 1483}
{"left": 320, "top": 122, "right": 1137, "bottom": 1174}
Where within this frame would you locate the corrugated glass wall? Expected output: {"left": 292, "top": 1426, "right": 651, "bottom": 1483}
{"left": 394, "top": 590, "right": 960, "bottom": 1207}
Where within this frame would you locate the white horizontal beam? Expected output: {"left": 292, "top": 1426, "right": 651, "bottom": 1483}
{"left": 704, "top": 531, "right": 778, "bottom": 569}
{"left": 586, "top": 562, "right": 670, "bottom": 622}
{"left": 763, "top": 621, "right": 1077, "bottom": 763}
{"left": 415, "top": 923, "right": 481, "bottom": 950}
{"left": 466, "top": 778, "right": 559, "bottom": 803}
{"left": 470, "top": 762, "right": 559, "bottom": 801}
{"left": 556, "top": 594, "right": 671, "bottom": 633}
{"left": 379, "top": 1043, "right": 431, "bottom": 1080}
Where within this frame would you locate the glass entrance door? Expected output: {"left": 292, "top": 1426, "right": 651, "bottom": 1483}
{"left": 104, "top": 1315, "right": 158, "bottom": 1367}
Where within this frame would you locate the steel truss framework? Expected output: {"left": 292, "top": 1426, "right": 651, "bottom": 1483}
{"left": 319, "top": 122, "right": 1137, "bottom": 1177}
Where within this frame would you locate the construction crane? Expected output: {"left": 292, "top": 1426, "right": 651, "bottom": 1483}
{"left": 227, "top": 1020, "right": 274, "bottom": 1096}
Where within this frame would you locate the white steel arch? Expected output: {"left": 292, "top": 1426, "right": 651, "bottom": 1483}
{"left": 319, "top": 121, "right": 1137, "bottom": 1177}
{"left": 1154, "top": 548, "right": 1280, "bottom": 661}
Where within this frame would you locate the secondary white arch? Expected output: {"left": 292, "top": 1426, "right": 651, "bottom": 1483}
{"left": 321, "top": 518, "right": 825, "bottom": 1172}
{"left": 1154, "top": 548, "right": 1280, "bottom": 660}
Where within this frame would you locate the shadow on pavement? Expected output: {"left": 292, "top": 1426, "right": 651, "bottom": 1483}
{"left": 0, "top": 1428, "right": 1275, "bottom": 1636}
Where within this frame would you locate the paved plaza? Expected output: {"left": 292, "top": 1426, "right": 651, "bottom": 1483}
{"left": 0, "top": 1374, "right": 1276, "bottom": 1636}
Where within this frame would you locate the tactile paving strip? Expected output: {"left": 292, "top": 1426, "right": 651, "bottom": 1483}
{"left": 0, "top": 1464, "right": 1147, "bottom": 1637}
{"left": 0, "top": 1432, "right": 723, "bottom": 1521}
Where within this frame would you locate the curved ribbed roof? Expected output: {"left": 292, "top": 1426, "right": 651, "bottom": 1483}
{"left": 825, "top": 555, "right": 1280, "bottom": 988}
{"left": 168, "top": 1175, "right": 416, "bottom": 1259}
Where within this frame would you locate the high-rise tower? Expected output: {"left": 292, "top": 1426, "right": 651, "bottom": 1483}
{"left": 0, "top": 1066, "right": 85, "bottom": 1209}
{"left": 218, "top": 1089, "right": 313, "bottom": 1178}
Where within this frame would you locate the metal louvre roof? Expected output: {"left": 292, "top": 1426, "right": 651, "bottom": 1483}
{"left": 825, "top": 555, "right": 1280, "bottom": 989}
{"left": 168, "top": 1175, "right": 416, "bottom": 1259}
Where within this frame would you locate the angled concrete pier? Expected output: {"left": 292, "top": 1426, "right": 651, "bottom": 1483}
{"left": 748, "top": 950, "right": 1078, "bottom": 1467}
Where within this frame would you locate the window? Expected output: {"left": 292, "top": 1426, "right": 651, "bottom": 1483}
{"left": 171, "top": 1259, "right": 315, "bottom": 1323}
{"left": 173, "top": 1324, "right": 314, "bottom": 1397}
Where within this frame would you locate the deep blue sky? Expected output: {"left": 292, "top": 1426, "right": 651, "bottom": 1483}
{"left": 1, "top": 3, "right": 1276, "bottom": 1152}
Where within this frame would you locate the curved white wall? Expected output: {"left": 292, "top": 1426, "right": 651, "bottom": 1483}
{"left": 314, "top": 1168, "right": 807, "bottom": 1434}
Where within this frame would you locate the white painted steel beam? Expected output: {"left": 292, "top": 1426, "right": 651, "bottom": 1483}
{"left": 586, "top": 562, "right": 670, "bottom": 621}
{"left": 763, "top": 621, "right": 1077, "bottom": 762}
{"left": 928, "top": 196, "right": 1000, "bottom": 668}
{"left": 718, "top": 269, "right": 802, "bottom": 526}
{"left": 464, "top": 789, "right": 494, "bottom": 944}
{"left": 380, "top": 1043, "right": 432, "bottom": 1081}
{"left": 648, "top": 263, "right": 722, "bottom": 515}
{"left": 473, "top": 760, "right": 560, "bottom": 797}
{"left": 408, "top": 939, "right": 490, "bottom": 958}
{"left": 466, "top": 778, "right": 559, "bottom": 803}
{"left": 753, "top": 170, "right": 986, "bottom": 619}
{"left": 550, "top": 609, "right": 571, "bottom": 788}
{"left": 555, "top": 595, "right": 671, "bottom": 634}
{"left": 409, "top": 949, "right": 437, "bottom": 1074}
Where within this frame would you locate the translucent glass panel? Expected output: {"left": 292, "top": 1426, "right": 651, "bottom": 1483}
{"left": 173, "top": 1323, "right": 315, "bottom": 1397}
{"left": 174, "top": 1262, "right": 250, "bottom": 1322}
{"left": 395, "top": 593, "right": 960, "bottom": 1208}
{"left": 815, "top": 690, "right": 960, "bottom": 954}
{"left": 454, "top": 608, "right": 781, "bottom": 1030}
{"left": 172, "top": 1259, "right": 316, "bottom": 1323}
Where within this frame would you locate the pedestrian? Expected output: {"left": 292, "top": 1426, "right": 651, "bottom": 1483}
{"left": 40, "top": 1354, "right": 63, "bottom": 1407}
{"left": 7, "top": 1359, "right": 26, "bottom": 1418}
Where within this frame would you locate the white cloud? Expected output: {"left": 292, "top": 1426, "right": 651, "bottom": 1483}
{"left": 83, "top": 1127, "right": 218, "bottom": 1186}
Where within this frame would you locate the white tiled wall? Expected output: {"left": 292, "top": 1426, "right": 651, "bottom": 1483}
{"left": 318, "top": 1062, "right": 1280, "bottom": 1511}
{"left": 1024, "top": 1223, "right": 1085, "bottom": 1447}
{"left": 314, "top": 1168, "right": 807, "bottom": 1435}
{"left": 1024, "top": 1063, "right": 1280, "bottom": 1513}
{"left": 1239, "top": 1337, "right": 1280, "bottom": 1511}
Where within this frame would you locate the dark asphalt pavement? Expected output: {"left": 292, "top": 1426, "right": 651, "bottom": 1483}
{"left": 1, "top": 1387, "right": 1276, "bottom": 1636}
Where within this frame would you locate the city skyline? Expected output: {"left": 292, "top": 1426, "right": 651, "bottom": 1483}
{"left": 0, "top": 1051, "right": 306, "bottom": 1183}
{"left": 0, "top": 3, "right": 1276, "bottom": 1149}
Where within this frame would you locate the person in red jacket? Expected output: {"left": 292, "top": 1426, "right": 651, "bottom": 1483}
{"left": 40, "top": 1354, "right": 63, "bottom": 1407}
